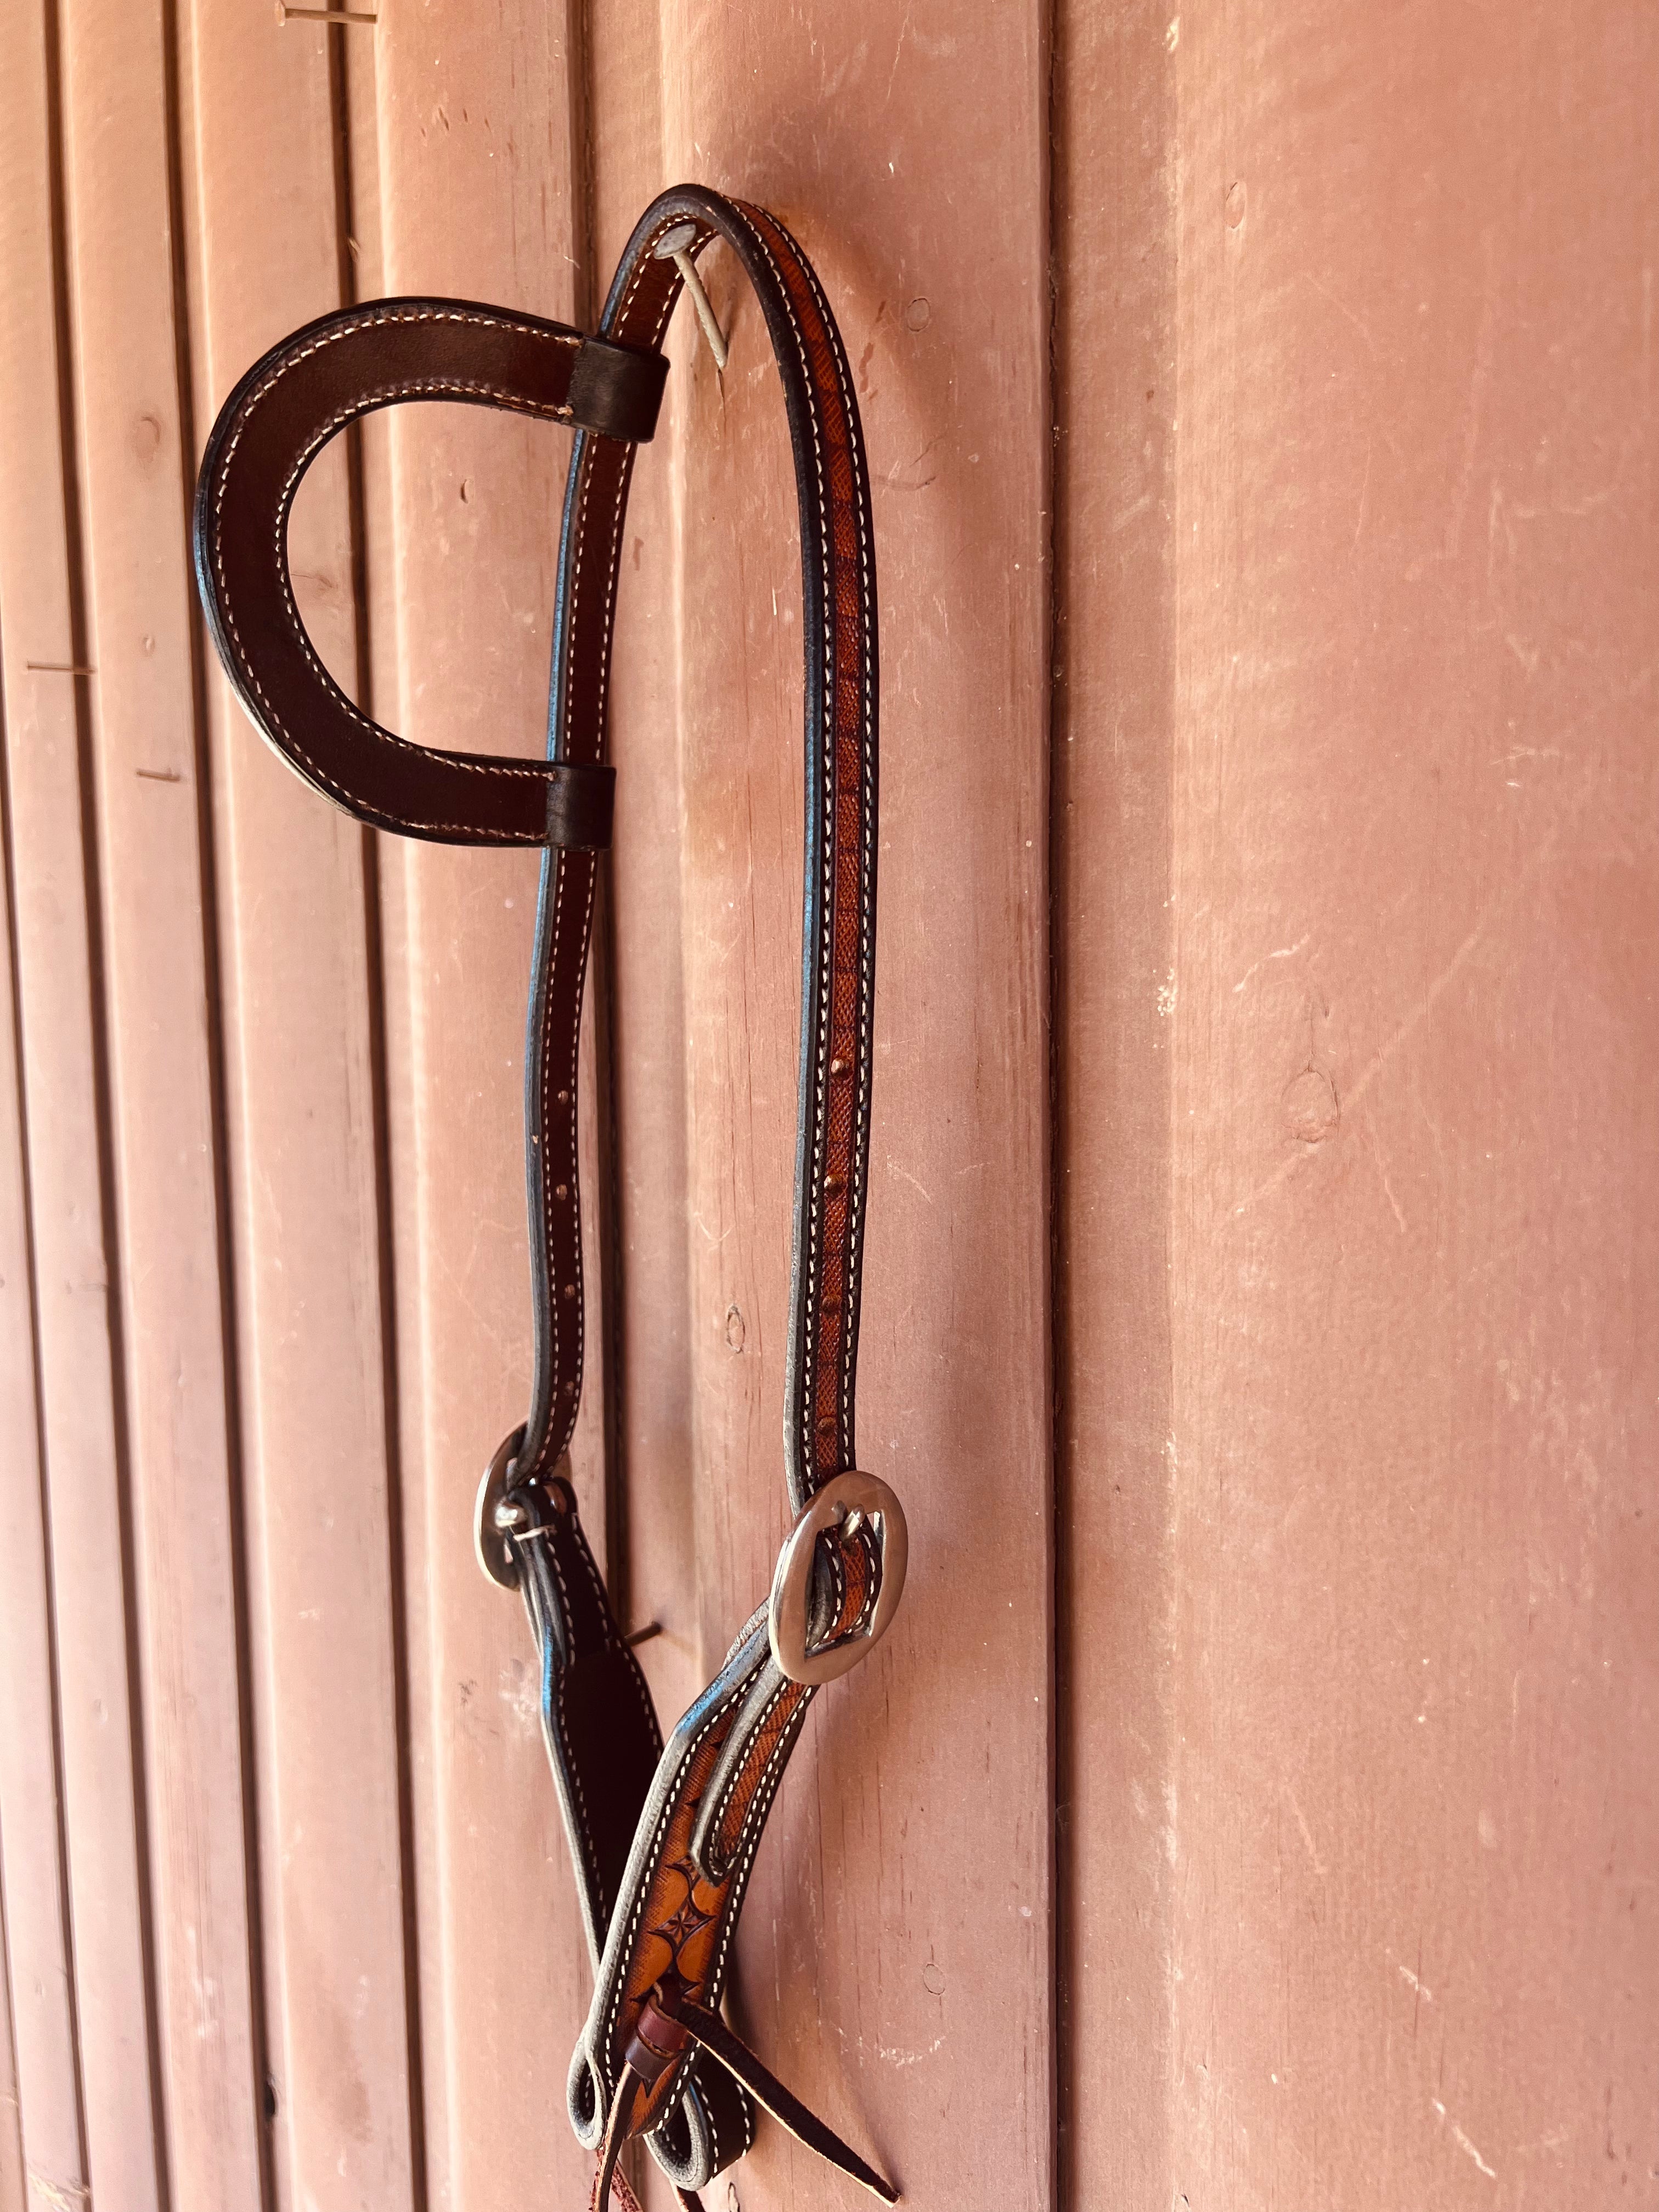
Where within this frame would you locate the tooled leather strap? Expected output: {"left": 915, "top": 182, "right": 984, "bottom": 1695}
{"left": 545, "top": 189, "right": 895, "bottom": 2204}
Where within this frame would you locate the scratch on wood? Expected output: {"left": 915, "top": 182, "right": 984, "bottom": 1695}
{"left": 1284, "top": 1784, "right": 1326, "bottom": 1876}
{"left": 1432, "top": 2099, "right": 1498, "bottom": 2180}
{"left": 886, "top": 1155, "right": 934, "bottom": 1203}
{"left": 1390, "top": 1956, "right": 1434, "bottom": 2004}
{"left": 27, "top": 2172, "right": 91, "bottom": 2211}
{"left": 1232, "top": 934, "right": 1310, "bottom": 994}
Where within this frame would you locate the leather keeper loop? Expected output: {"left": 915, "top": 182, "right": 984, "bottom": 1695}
{"left": 546, "top": 761, "right": 615, "bottom": 850}
{"left": 623, "top": 1993, "right": 692, "bottom": 2092}
{"left": 569, "top": 335, "right": 670, "bottom": 442}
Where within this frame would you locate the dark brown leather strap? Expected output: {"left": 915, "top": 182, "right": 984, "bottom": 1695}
{"left": 193, "top": 297, "right": 664, "bottom": 843}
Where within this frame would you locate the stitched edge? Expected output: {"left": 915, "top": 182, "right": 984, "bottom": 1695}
{"left": 730, "top": 203, "right": 876, "bottom": 1495}
{"left": 779, "top": 223, "right": 879, "bottom": 1473}
{"left": 206, "top": 304, "right": 583, "bottom": 837}
{"left": 536, "top": 1537, "right": 606, "bottom": 1910}
{"left": 787, "top": 224, "right": 889, "bottom": 1477}
{"left": 597, "top": 1670, "right": 755, "bottom": 2075}
{"left": 704, "top": 1686, "right": 811, "bottom": 2011}
{"left": 771, "top": 213, "right": 879, "bottom": 1479}
{"left": 535, "top": 851, "right": 595, "bottom": 1466}
{"left": 569, "top": 205, "right": 871, "bottom": 2180}
{"left": 728, "top": 207, "right": 839, "bottom": 1496}
{"left": 535, "top": 224, "right": 684, "bottom": 1462}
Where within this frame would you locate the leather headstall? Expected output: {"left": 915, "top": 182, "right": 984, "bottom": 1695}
{"left": 194, "top": 184, "right": 902, "bottom": 2209}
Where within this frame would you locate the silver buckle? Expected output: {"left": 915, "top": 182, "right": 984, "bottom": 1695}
{"left": 767, "top": 1471, "right": 909, "bottom": 1686}
{"left": 473, "top": 1425, "right": 528, "bottom": 1589}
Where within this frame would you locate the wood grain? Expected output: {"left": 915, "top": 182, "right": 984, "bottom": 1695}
{"left": 0, "top": 1878, "right": 26, "bottom": 2212}
{"left": 367, "top": 7, "right": 601, "bottom": 2200}
{"left": 178, "top": 8, "right": 421, "bottom": 2205}
{"left": 0, "top": 4, "right": 1652, "bottom": 2205}
{"left": 56, "top": 0, "right": 264, "bottom": 2200}
{"left": 1164, "top": 5, "right": 1659, "bottom": 2206}
{"left": 0, "top": 671, "right": 81, "bottom": 2206}
{"left": 0, "top": 4, "right": 165, "bottom": 2201}
{"left": 1051, "top": 0, "right": 1179, "bottom": 2204}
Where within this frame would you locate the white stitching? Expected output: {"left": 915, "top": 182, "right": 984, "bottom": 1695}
{"left": 537, "top": 852, "right": 596, "bottom": 1464}
{"left": 538, "top": 223, "right": 686, "bottom": 1457}
{"left": 707, "top": 1675, "right": 793, "bottom": 1873}
{"left": 207, "top": 304, "right": 584, "bottom": 836}
{"left": 731, "top": 204, "right": 876, "bottom": 1491}
{"left": 539, "top": 1538, "right": 605, "bottom": 1901}
{"left": 583, "top": 207, "right": 869, "bottom": 2183}
{"left": 599, "top": 1674, "right": 754, "bottom": 2070}
{"left": 706, "top": 1684, "right": 812, "bottom": 2008}
{"left": 269, "top": 381, "right": 567, "bottom": 778}
{"left": 701, "top": 2056, "right": 726, "bottom": 2174}
{"left": 772, "top": 211, "right": 878, "bottom": 1472}
{"left": 785, "top": 233, "right": 879, "bottom": 1468}
{"left": 726, "top": 207, "right": 836, "bottom": 1494}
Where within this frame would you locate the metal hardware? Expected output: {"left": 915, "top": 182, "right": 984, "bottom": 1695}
{"left": 767, "top": 1470, "right": 908, "bottom": 1686}
{"left": 653, "top": 224, "right": 729, "bottom": 371}
{"left": 474, "top": 1425, "right": 527, "bottom": 1589}
{"left": 624, "top": 1622, "right": 663, "bottom": 1650}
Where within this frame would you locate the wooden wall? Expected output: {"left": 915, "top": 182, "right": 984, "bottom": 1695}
{"left": 0, "top": 3, "right": 1652, "bottom": 2210}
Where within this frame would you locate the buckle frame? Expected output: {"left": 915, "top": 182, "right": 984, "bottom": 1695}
{"left": 767, "top": 1470, "right": 909, "bottom": 1686}
{"left": 473, "top": 1424, "right": 528, "bottom": 1589}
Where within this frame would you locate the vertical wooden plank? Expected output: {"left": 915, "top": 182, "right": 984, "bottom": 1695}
{"left": 0, "top": 5, "right": 165, "bottom": 2202}
{"left": 56, "top": 0, "right": 263, "bottom": 2200}
{"left": 366, "top": 10, "right": 597, "bottom": 2201}
{"left": 607, "top": 7, "right": 1056, "bottom": 2205}
{"left": 179, "top": 10, "right": 421, "bottom": 2208}
{"left": 0, "top": 1887, "right": 27, "bottom": 2212}
{"left": 1051, "top": 2, "right": 1178, "bottom": 2205}
{"left": 1165, "top": 3, "right": 1659, "bottom": 2205}
{"left": 0, "top": 730, "right": 82, "bottom": 2205}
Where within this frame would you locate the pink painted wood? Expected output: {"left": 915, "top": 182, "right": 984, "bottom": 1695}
{"left": 55, "top": 0, "right": 264, "bottom": 2200}
{"left": 603, "top": 10, "right": 1056, "bottom": 2207}
{"left": 0, "top": 4, "right": 1652, "bottom": 2207}
{"left": 366, "top": 6, "right": 603, "bottom": 2202}
{"left": 1060, "top": 4, "right": 1659, "bottom": 2208}
{"left": 0, "top": 668, "right": 78, "bottom": 2211}
{"left": 0, "top": 6, "right": 164, "bottom": 2202}
{"left": 179, "top": 9, "right": 421, "bottom": 2204}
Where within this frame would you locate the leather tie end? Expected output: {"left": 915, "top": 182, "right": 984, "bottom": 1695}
{"left": 591, "top": 2069, "right": 642, "bottom": 2212}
